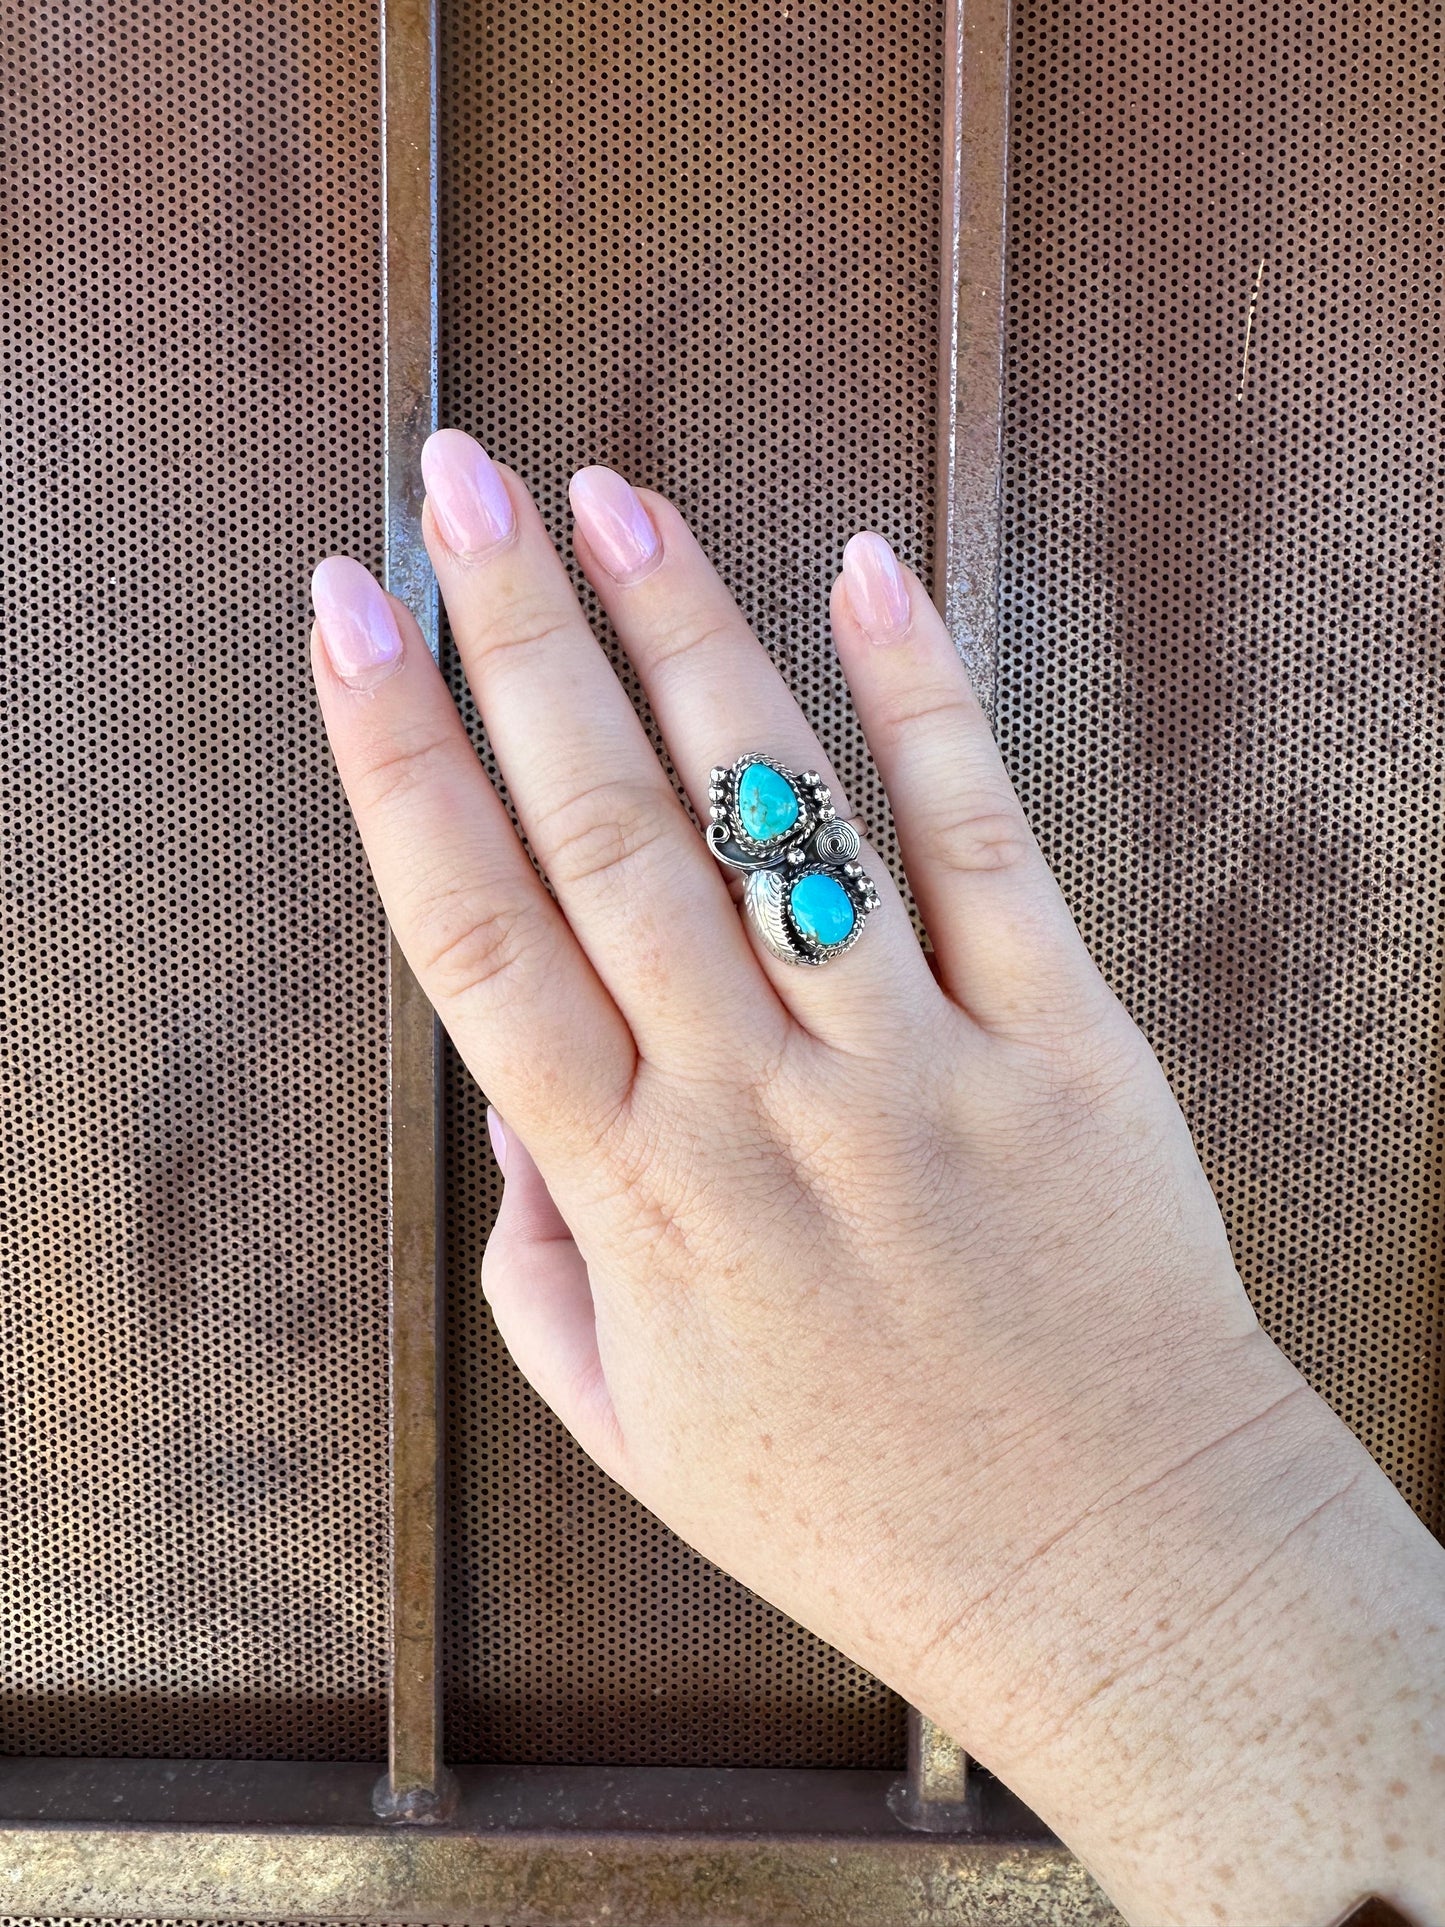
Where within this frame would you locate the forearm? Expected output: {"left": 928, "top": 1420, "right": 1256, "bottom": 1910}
{"left": 932, "top": 1356, "right": 1441, "bottom": 1927}
{"left": 913, "top": 1350, "right": 1445, "bottom": 1925}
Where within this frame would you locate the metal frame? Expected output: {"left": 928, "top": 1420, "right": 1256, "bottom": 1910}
{"left": 0, "top": 0, "right": 1084, "bottom": 1916}
{"left": 933, "top": 0, "right": 1012, "bottom": 727}
{"left": 0, "top": 1761, "right": 1119, "bottom": 1922}
{"left": 373, "top": 0, "right": 456, "bottom": 1830}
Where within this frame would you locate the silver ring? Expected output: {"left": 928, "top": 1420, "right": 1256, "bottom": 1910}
{"left": 704, "top": 754, "right": 880, "bottom": 966}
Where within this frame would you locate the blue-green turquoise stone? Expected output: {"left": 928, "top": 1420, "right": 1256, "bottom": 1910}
{"left": 790, "top": 872, "right": 856, "bottom": 948}
{"left": 737, "top": 761, "right": 800, "bottom": 843}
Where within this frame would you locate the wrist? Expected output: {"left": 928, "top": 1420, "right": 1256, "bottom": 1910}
{"left": 906, "top": 1337, "right": 1445, "bottom": 1924}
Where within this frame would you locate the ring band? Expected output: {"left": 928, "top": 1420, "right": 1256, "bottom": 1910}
{"left": 704, "top": 754, "right": 879, "bottom": 966}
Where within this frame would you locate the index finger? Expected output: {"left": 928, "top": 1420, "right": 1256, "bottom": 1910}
{"left": 308, "top": 555, "right": 636, "bottom": 1151}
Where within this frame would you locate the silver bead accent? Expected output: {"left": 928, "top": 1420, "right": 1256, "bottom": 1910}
{"left": 703, "top": 752, "right": 873, "bottom": 966}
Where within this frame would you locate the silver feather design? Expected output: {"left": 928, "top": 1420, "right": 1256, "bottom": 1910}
{"left": 744, "top": 868, "right": 810, "bottom": 965}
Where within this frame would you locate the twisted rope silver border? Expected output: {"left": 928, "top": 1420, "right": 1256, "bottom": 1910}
{"left": 704, "top": 753, "right": 880, "bottom": 966}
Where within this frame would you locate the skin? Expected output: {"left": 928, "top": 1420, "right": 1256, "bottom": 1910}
{"left": 309, "top": 430, "right": 1445, "bottom": 1927}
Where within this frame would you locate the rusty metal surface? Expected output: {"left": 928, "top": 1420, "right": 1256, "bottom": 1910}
{"left": 0, "top": 1764, "right": 1118, "bottom": 1926}
{"left": 891, "top": 1713, "right": 974, "bottom": 1834}
{"left": 0, "top": 1, "right": 391, "bottom": 1757}
{"left": 375, "top": 0, "right": 454, "bottom": 1826}
{"left": 933, "top": 0, "right": 1012, "bottom": 721}
{"left": 438, "top": 0, "right": 946, "bottom": 1766}
{"left": 1336, "top": 1904, "right": 1419, "bottom": 1927}
{"left": 997, "top": 0, "right": 1445, "bottom": 1532}
{"left": 0, "top": 1840, "right": 1116, "bottom": 1927}
{"left": 0, "top": 1765, "right": 1103, "bottom": 1925}
{"left": 0, "top": 1758, "right": 1048, "bottom": 1833}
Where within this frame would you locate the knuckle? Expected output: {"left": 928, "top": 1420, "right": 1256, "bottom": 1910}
{"left": 995, "top": 1014, "right": 1149, "bottom": 1143}
{"left": 537, "top": 780, "right": 674, "bottom": 891}
{"left": 879, "top": 687, "right": 980, "bottom": 741}
{"left": 477, "top": 594, "right": 581, "bottom": 670}
{"left": 647, "top": 607, "right": 744, "bottom": 673}
{"left": 412, "top": 883, "right": 546, "bottom": 1008}
{"left": 478, "top": 1228, "right": 511, "bottom": 1303}
{"left": 927, "top": 797, "right": 1037, "bottom": 875}
{"left": 874, "top": 686, "right": 1036, "bottom": 874}
{"left": 354, "top": 728, "right": 455, "bottom": 815}
{"left": 480, "top": 1222, "right": 538, "bottom": 1300}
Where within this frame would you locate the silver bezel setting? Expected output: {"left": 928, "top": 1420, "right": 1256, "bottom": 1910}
{"left": 703, "top": 753, "right": 879, "bottom": 966}
{"left": 744, "top": 861, "right": 878, "bottom": 966}
{"left": 704, "top": 754, "right": 830, "bottom": 869}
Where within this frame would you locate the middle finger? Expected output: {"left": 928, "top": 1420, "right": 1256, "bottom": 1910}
{"left": 419, "top": 429, "right": 783, "bottom": 1074}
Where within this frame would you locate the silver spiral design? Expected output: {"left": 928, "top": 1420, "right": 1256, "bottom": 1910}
{"left": 812, "top": 819, "right": 861, "bottom": 863}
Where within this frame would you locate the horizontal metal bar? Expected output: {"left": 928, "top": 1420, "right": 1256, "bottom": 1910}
{"left": 0, "top": 1760, "right": 1120, "bottom": 1922}
{"left": 1, "top": 1760, "right": 1048, "bottom": 1833}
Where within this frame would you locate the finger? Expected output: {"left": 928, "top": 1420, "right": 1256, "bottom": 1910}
{"left": 419, "top": 430, "right": 782, "bottom": 1075}
{"left": 829, "top": 533, "right": 1115, "bottom": 1040}
{"left": 308, "top": 554, "right": 635, "bottom": 1148}
{"left": 482, "top": 1108, "right": 625, "bottom": 1479}
{"left": 566, "top": 466, "right": 946, "bottom": 1048}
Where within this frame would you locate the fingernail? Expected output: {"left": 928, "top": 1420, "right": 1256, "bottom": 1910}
{"left": 310, "top": 556, "right": 405, "bottom": 690}
{"left": 841, "top": 531, "right": 912, "bottom": 642}
{"left": 421, "top": 428, "right": 516, "bottom": 558}
{"left": 487, "top": 1105, "right": 507, "bottom": 1173}
{"left": 568, "top": 466, "right": 663, "bottom": 585}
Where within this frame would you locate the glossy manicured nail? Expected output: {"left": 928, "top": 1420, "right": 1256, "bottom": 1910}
{"left": 421, "top": 428, "right": 516, "bottom": 558}
{"left": 487, "top": 1105, "right": 508, "bottom": 1173}
{"left": 842, "top": 531, "right": 912, "bottom": 642}
{"left": 310, "top": 556, "right": 404, "bottom": 690}
{"left": 568, "top": 466, "right": 663, "bottom": 585}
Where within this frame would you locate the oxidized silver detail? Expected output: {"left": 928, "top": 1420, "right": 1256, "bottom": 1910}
{"left": 704, "top": 752, "right": 878, "bottom": 967}
{"left": 813, "top": 819, "right": 862, "bottom": 864}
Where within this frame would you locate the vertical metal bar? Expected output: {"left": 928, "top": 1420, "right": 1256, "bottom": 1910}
{"left": 932, "top": 0, "right": 1013, "bottom": 727}
{"left": 900, "top": 0, "right": 1014, "bottom": 1835}
{"left": 371, "top": 0, "right": 455, "bottom": 1826}
{"left": 890, "top": 1708, "right": 976, "bottom": 1832}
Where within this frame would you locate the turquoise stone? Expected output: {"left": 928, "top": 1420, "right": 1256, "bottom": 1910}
{"left": 736, "top": 761, "right": 800, "bottom": 843}
{"left": 790, "top": 871, "right": 856, "bottom": 948}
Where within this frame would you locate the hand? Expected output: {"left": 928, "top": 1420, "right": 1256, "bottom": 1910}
{"left": 309, "top": 430, "right": 1445, "bottom": 1927}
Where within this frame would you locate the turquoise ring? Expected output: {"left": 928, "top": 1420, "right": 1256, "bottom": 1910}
{"left": 704, "top": 754, "right": 879, "bottom": 966}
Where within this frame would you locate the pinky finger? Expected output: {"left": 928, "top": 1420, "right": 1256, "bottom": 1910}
{"left": 829, "top": 535, "right": 1113, "bottom": 1042}
{"left": 482, "top": 1110, "right": 625, "bottom": 1480}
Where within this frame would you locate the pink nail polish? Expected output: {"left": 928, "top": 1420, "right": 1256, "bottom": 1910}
{"left": 310, "top": 556, "right": 405, "bottom": 690}
{"left": 841, "top": 531, "right": 912, "bottom": 643}
{"left": 421, "top": 428, "right": 516, "bottom": 557}
{"left": 568, "top": 466, "right": 662, "bottom": 585}
{"left": 487, "top": 1105, "right": 508, "bottom": 1173}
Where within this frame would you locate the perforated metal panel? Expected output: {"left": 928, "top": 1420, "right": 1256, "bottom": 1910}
{"left": 0, "top": 3, "right": 390, "bottom": 1756}
{"left": 5, "top": 0, "right": 1441, "bottom": 1869}
{"left": 439, "top": 0, "right": 941, "bottom": 1765}
{"left": 999, "top": 0, "right": 1445, "bottom": 1530}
